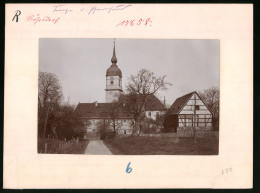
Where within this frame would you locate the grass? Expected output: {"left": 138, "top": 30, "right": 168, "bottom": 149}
{"left": 104, "top": 136, "right": 219, "bottom": 155}
{"left": 38, "top": 138, "right": 89, "bottom": 154}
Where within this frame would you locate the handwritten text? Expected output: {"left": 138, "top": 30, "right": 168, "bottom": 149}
{"left": 12, "top": 10, "right": 21, "bottom": 22}
{"left": 53, "top": 5, "right": 73, "bottom": 14}
{"left": 126, "top": 162, "right": 133, "bottom": 173}
{"left": 88, "top": 5, "right": 132, "bottom": 15}
{"left": 26, "top": 14, "right": 60, "bottom": 25}
{"left": 222, "top": 168, "right": 232, "bottom": 175}
{"left": 52, "top": 4, "right": 132, "bottom": 15}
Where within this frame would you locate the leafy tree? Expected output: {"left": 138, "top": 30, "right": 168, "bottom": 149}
{"left": 55, "top": 102, "right": 88, "bottom": 139}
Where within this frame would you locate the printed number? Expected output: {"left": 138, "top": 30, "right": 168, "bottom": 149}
{"left": 126, "top": 162, "right": 132, "bottom": 173}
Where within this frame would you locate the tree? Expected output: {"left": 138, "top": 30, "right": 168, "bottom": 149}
{"left": 97, "top": 119, "right": 111, "bottom": 140}
{"left": 199, "top": 87, "right": 220, "bottom": 130}
{"left": 38, "top": 72, "right": 63, "bottom": 138}
{"left": 56, "top": 102, "right": 88, "bottom": 139}
{"left": 124, "top": 69, "right": 172, "bottom": 134}
{"left": 106, "top": 102, "right": 123, "bottom": 136}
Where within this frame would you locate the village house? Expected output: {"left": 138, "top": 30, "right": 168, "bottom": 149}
{"left": 166, "top": 91, "right": 213, "bottom": 132}
{"left": 75, "top": 42, "right": 166, "bottom": 138}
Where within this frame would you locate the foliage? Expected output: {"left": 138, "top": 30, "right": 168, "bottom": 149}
{"left": 162, "top": 113, "right": 178, "bottom": 133}
{"left": 38, "top": 71, "right": 89, "bottom": 140}
{"left": 55, "top": 102, "right": 89, "bottom": 140}
{"left": 97, "top": 119, "right": 115, "bottom": 140}
{"left": 142, "top": 115, "right": 165, "bottom": 134}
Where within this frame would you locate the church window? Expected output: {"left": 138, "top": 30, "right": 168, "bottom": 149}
{"left": 110, "top": 77, "right": 114, "bottom": 85}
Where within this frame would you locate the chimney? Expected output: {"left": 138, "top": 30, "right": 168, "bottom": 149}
{"left": 163, "top": 96, "right": 166, "bottom": 107}
{"left": 95, "top": 101, "right": 98, "bottom": 107}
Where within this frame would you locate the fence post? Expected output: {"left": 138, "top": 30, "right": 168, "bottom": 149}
{"left": 44, "top": 143, "right": 47, "bottom": 154}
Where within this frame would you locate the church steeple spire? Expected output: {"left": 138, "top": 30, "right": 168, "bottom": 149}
{"left": 111, "top": 40, "right": 117, "bottom": 64}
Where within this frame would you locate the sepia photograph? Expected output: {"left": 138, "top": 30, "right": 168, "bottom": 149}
{"left": 5, "top": 4, "right": 252, "bottom": 189}
{"left": 38, "top": 38, "right": 219, "bottom": 155}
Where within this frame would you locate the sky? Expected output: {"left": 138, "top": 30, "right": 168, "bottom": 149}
{"left": 39, "top": 38, "right": 219, "bottom": 107}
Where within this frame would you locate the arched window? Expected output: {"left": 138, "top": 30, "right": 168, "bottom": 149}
{"left": 110, "top": 77, "right": 114, "bottom": 85}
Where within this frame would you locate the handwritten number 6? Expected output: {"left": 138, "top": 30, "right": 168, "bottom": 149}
{"left": 126, "top": 162, "right": 132, "bottom": 173}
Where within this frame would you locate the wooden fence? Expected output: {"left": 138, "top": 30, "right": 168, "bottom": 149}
{"left": 139, "top": 130, "right": 218, "bottom": 138}
{"left": 38, "top": 138, "right": 82, "bottom": 154}
{"left": 177, "top": 130, "right": 219, "bottom": 138}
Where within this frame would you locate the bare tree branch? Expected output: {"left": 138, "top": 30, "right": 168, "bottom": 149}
{"left": 123, "top": 69, "right": 172, "bottom": 134}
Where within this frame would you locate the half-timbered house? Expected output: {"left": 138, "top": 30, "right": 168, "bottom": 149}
{"left": 167, "top": 91, "right": 213, "bottom": 131}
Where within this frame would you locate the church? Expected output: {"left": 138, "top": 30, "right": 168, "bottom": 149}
{"left": 75, "top": 42, "right": 166, "bottom": 137}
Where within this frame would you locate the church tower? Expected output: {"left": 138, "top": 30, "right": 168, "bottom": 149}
{"left": 105, "top": 41, "right": 123, "bottom": 103}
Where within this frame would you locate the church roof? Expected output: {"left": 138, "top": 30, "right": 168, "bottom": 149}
{"left": 106, "top": 64, "right": 122, "bottom": 77}
{"left": 106, "top": 41, "right": 122, "bottom": 77}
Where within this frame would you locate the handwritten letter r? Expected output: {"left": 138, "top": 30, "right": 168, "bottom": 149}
{"left": 12, "top": 10, "right": 21, "bottom": 22}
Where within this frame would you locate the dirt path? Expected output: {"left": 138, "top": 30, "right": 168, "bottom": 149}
{"left": 84, "top": 140, "right": 113, "bottom": 155}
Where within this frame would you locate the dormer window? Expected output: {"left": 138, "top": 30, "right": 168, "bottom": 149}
{"left": 110, "top": 77, "right": 114, "bottom": 85}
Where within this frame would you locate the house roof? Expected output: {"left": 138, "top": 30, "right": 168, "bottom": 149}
{"left": 169, "top": 91, "right": 195, "bottom": 114}
{"left": 75, "top": 94, "right": 166, "bottom": 119}
{"left": 119, "top": 94, "right": 166, "bottom": 111}
{"left": 145, "top": 94, "right": 166, "bottom": 111}
{"left": 75, "top": 102, "right": 133, "bottom": 119}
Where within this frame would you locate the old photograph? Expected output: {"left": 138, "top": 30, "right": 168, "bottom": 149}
{"left": 38, "top": 38, "right": 220, "bottom": 155}
{"left": 4, "top": 3, "right": 252, "bottom": 189}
